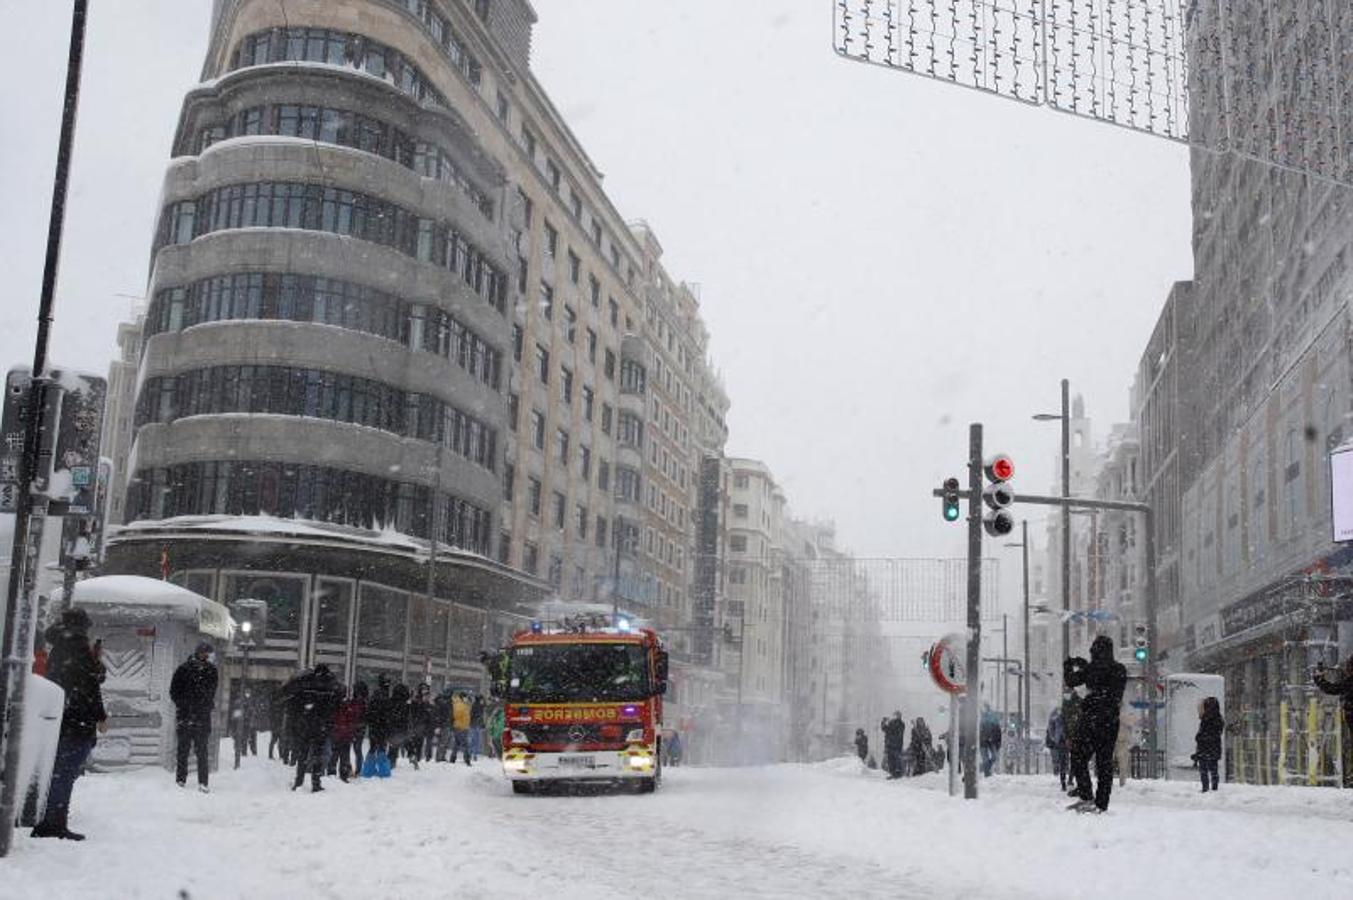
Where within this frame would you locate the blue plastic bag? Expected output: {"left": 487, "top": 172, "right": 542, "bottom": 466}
{"left": 361, "top": 748, "right": 392, "bottom": 778}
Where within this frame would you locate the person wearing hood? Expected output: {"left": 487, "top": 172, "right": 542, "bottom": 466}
{"left": 170, "top": 641, "right": 219, "bottom": 792}
{"left": 32, "top": 609, "right": 107, "bottom": 840}
{"left": 881, "top": 712, "right": 906, "bottom": 779}
{"left": 1194, "top": 696, "right": 1224, "bottom": 793}
{"left": 910, "top": 717, "right": 933, "bottom": 776}
{"left": 286, "top": 663, "right": 341, "bottom": 792}
{"left": 1063, "top": 635, "right": 1128, "bottom": 812}
{"left": 854, "top": 727, "right": 869, "bottom": 763}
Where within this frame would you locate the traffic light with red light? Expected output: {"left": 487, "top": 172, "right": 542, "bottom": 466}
{"left": 982, "top": 454, "right": 1015, "bottom": 537}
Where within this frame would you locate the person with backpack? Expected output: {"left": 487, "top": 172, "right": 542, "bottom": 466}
{"left": 170, "top": 642, "right": 219, "bottom": 792}
{"left": 31, "top": 609, "right": 107, "bottom": 840}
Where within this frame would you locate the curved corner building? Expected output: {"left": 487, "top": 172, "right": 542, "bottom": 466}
{"left": 107, "top": 0, "right": 731, "bottom": 705}
{"left": 109, "top": 0, "right": 552, "bottom": 688}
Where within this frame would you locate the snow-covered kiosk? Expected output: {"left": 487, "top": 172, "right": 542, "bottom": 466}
{"left": 68, "top": 575, "right": 234, "bottom": 773}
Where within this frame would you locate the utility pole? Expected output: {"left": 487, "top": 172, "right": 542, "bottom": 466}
{"left": 1060, "top": 379, "right": 1071, "bottom": 662}
{"left": 963, "top": 423, "right": 983, "bottom": 799}
{"left": 1021, "top": 520, "right": 1031, "bottom": 775}
{"left": 0, "top": 0, "right": 89, "bottom": 859}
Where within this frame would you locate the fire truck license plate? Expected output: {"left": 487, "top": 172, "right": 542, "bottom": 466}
{"left": 558, "top": 755, "right": 595, "bottom": 769}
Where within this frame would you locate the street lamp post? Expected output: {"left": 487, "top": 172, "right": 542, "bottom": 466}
{"left": 1034, "top": 379, "right": 1071, "bottom": 662}
{"left": 1003, "top": 522, "right": 1033, "bottom": 773}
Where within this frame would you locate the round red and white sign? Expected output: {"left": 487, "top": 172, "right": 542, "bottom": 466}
{"left": 928, "top": 633, "right": 967, "bottom": 695}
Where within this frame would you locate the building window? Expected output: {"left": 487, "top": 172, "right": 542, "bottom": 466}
{"left": 595, "top": 516, "right": 608, "bottom": 548}
{"left": 511, "top": 323, "right": 523, "bottom": 362}
{"left": 580, "top": 445, "right": 592, "bottom": 480}
{"left": 527, "top": 477, "right": 542, "bottom": 517}
{"left": 503, "top": 464, "right": 515, "bottom": 501}
{"left": 536, "top": 344, "right": 550, "bottom": 383}
{"left": 730, "top": 534, "right": 748, "bottom": 553}
{"left": 548, "top": 554, "right": 563, "bottom": 587}
{"left": 604, "top": 349, "right": 617, "bottom": 381}
{"left": 568, "top": 250, "right": 581, "bottom": 284}
{"left": 576, "top": 504, "right": 589, "bottom": 539}
{"left": 508, "top": 392, "right": 519, "bottom": 431}
{"left": 734, "top": 474, "right": 749, "bottom": 489}
{"left": 538, "top": 282, "right": 554, "bottom": 320}
{"left": 598, "top": 460, "right": 610, "bottom": 491}
{"left": 523, "top": 541, "right": 539, "bottom": 575}
{"left": 608, "top": 298, "right": 619, "bottom": 328}
{"left": 546, "top": 159, "right": 561, "bottom": 191}
{"left": 553, "top": 492, "right": 566, "bottom": 529}
{"left": 733, "top": 503, "right": 748, "bottom": 519}
{"left": 560, "top": 366, "right": 574, "bottom": 404}
{"left": 530, "top": 410, "right": 546, "bottom": 450}
{"left": 495, "top": 89, "right": 509, "bottom": 122}
{"left": 601, "top": 404, "right": 613, "bottom": 435}
{"left": 564, "top": 306, "right": 577, "bottom": 343}
{"left": 521, "top": 127, "right": 536, "bottom": 159}
{"left": 586, "top": 328, "right": 598, "bottom": 364}
{"left": 556, "top": 428, "right": 570, "bottom": 464}
{"left": 589, "top": 274, "right": 601, "bottom": 307}
{"left": 543, "top": 222, "right": 558, "bottom": 257}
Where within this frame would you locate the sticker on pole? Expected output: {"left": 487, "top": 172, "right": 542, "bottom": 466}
{"left": 927, "top": 633, "right": 967, "bottom": 695}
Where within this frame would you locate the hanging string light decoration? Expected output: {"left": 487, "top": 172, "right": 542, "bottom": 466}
{"left": 833, "top": 0, "right": 1353, "bottom": 188}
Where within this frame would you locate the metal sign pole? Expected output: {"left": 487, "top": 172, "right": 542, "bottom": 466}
{"left": 0, "top": 0, "right": 89, "bottom": 858}
{"left": 963, "top": 423, "right": 983, "bottom": 799}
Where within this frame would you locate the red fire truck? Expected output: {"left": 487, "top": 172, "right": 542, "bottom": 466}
{"left": 491, "top": 620, "right": 668, "bottom": 794}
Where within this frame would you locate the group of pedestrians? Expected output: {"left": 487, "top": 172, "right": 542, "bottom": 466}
{"left": 857, "top": 712, "right": 936, "bottom": 779}
{"left": 236, "top": 670, "right": 502, "bottom": 792}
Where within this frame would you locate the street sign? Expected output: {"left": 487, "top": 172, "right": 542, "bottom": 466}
{"left": 927, "top": 633, "right": 967, "bottom": 695}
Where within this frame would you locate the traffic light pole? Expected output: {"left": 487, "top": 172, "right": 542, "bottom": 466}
{"left": 934, "top": 486, "right": 1161, "bottom": 767}
{"left": 962, "top": 424, "right": 983, "bottom": 800}
{"left": 0, "top": 0, "right": 89, "bottom": 858}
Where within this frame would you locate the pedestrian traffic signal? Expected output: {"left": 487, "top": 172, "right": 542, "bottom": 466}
{"left": 982, "top": 454, "right": 1015, "bottom": 537}
{"left": 941, "top": 477, "right": 961, "bottom": 522}
{"left": 1133, "top": 623, "right": 1148, "bottom": 662}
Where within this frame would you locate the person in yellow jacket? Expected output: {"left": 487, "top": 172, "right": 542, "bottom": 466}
{"left": 450, "top": 691, "right": 472, "bottom": 765}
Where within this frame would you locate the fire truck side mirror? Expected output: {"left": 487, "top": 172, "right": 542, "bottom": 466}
{"left": 654, "top": 650, "right": 669, "bottom": 696}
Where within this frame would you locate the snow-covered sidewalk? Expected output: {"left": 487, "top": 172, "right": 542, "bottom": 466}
{"left": 4, "top": 750, "right": 1351, "bottom": 899}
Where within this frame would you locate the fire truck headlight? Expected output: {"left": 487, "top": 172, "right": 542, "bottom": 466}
{"left": 627, "top": 753, "right": 654, "bottom": 770}
{"left": 504, "top": 756, "right": 530, "bottom": 772}
{"left": 625, "top": 729, "right": 645, "bottom": 743}
{"left": 509, "top": 730, "right": 528, "bottom": 744}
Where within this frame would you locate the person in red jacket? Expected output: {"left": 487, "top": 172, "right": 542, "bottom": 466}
{"left": 331, "top": 682, "right": 367, "bottom": 783}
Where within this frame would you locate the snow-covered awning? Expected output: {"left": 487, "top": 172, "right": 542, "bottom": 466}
{"left": 71, "top": 575, "right": 234, "bottom": 641}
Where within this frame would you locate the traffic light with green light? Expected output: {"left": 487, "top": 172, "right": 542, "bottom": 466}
{"left": 1133, "top": 623, "right": 1149, "bottom": 662}
{"left": 941, "top": 477, "right": 961, "bottom": 522}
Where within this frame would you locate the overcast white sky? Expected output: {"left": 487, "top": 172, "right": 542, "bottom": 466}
{"left": 0, "top": 1, "right": 1194, "bottom": 600}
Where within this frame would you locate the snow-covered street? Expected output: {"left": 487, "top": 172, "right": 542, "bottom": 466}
{"left": 5, "top": 746, "right": 1353, "bottom": 899}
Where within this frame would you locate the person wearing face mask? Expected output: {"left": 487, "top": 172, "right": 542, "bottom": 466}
{"left": 171, "top": 641, "right": 220, "bottom": 792}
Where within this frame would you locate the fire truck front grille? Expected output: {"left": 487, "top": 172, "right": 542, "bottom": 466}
{"left": 523, "top": 724, "right": 626, "bottom": 749}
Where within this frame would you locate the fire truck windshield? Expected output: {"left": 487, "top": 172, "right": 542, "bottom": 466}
{"left": 507, "top": 643, "right": 650, "bottom": 703}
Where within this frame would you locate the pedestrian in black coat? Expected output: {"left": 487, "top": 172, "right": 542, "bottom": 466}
{"left": 32, "top": 609, "right": 107, "bottom": 840}
{"left": 1064, "top": 635, "right": 1127, "bottom": 811}
{"left": 1314, "top": 657, "right": 1353, "bottom": 735}
{"left": 387, "top": 682, "right": 412, "bottom": 769}
{"left": 881, "top": 712, "right": 906, "bottom": 779}
{"left": 910, "top": 718, "right": 933, "bottom": 775}
{"left": 170, "top": 642, "right": 219, "bottom": 791}
{"left": 1194, "top": 696, "right": 1224, "bottom": 792}
{"left": 286, "top": 664, "right": 341, "bottom": 792}
{"left": 365, "top": 676, "right": 393, "bottom": 763}
{"left": 854, "top": 728, "right": 869, "bottom": 763}
{"left": 405, "top": 683, "right": 432, "bottom": 770}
